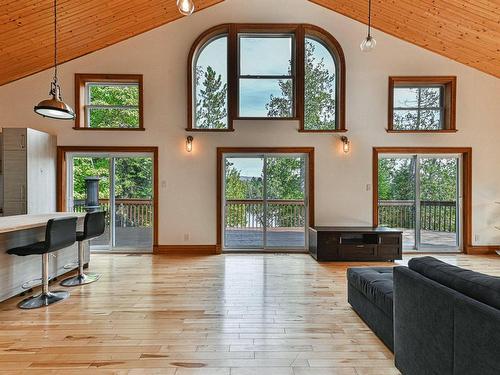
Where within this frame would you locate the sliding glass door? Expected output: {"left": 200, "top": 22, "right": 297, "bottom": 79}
{"left": 378, "top": 154, "right": 461, "bottom": 252}
{"left": 67, "top": 153, "right": 154, "bottom": 252}
{"left": 223, "top": 154, "right": 308, "bottom": 251}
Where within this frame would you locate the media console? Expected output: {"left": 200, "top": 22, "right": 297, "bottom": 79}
{"left": 309, "top": 226, "right": 403, "bottom": 261}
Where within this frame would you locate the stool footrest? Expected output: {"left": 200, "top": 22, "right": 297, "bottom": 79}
{"left": 18, "top": 291, "right": 70, "bottom": 309}
{"left": 60, "top": 272, "right": 100, "bottom": 287}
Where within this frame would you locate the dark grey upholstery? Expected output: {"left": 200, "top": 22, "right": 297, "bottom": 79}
{"left": 77, "top": 211, "right": 106, "bottom": 242}
{"left": 347, "top": 267, "right": 394, "bottom": 351}
{"left": 409, "top": 256, "right": 500, "bottom": 309}
{"left": 394, "top": 257, "right": 500, "bottom": 375}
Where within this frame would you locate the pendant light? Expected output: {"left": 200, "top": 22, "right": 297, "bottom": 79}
{"left": 177, "top": 0, "right": 195, "bottom": 16}
{"left": 360, "top": 0, "right": 377, "bottom": 52}
{"left": 34, "top": 0, "right": 75, "bottom": 120}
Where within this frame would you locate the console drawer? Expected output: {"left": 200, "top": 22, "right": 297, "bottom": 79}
{"left": 378, "top": 245, "right": 401, "bottom": 258}
{"left": 338, "top": 244, "right": 377, "bottom": 258}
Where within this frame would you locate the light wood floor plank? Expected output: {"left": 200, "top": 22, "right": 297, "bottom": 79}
{"left": 0, "top": 252, "right": 497, "bottom": 374}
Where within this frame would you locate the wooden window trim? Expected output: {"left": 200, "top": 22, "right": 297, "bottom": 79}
{"left": 74, "top": 73, "right": 144, "bottom": 131}
{"left": 187, "top": 24, "right": 346, "bottom": 133}
{"left": 372, "top": 147, "right": 472, "bottom": 254}
{"left": 216, "top": 147, "right": 315, "bottom": 253}
{"left": 387, "top": 76, "right": 457, "bottom": 133}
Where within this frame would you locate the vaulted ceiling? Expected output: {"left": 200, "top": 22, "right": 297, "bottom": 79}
{"left": 310, "top": 0, "right": 500, "bottom": 78}
{"left": 0, "top": 0, "right": 499, "bottom": 87}
{"left": 0, "top": 0, "right": 223, "bottom": 86}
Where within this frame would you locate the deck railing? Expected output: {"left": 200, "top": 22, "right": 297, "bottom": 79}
{"left": 225, "top": 199, "right": 305, "bottom": 229}
{"left": 378, "top": 200, "right": 457, "bottom": 232}
{"left": 73, "top": 199, "right": 153, "bottom": 227}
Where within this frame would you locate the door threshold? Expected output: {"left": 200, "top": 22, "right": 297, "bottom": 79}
{"left": 223, "top": 248, "right": 307, "bottom": 254}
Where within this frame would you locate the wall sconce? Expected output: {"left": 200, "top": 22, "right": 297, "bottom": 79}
{"left": 186, "top": 136, "right": 194, "bottom": 152}
{"left": 340, "top": 136, "right": 350, "bottom": 153}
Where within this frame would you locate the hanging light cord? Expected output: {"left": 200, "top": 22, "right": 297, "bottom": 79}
{"left": 367, "top": 0, "right": 372, "bottom": 38}
{"left": 53, "top": 0, "right": 58, "bottom": 83}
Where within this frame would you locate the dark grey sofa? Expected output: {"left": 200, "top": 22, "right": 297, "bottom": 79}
{"left": 394, "top": 257, "right": 500, "bottom": 375}
{"left": 347, "top": 267, "right": 394, "bottom": 351}
{"left": 347, "top": 257, "right": 500, "bottom": 375}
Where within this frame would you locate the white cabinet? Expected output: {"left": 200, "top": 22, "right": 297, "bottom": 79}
{"left": 2, "top": 128, "right": 56, "bottom": 216}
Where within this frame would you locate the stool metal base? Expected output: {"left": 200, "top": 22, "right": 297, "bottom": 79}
{"left": 18, "top": 291, "right": 70, "bottom": 309}
{"left": 60, "top": 273, "right": 100, "bottom": 287}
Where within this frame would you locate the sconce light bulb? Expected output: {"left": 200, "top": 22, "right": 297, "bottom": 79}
{"left": 341, "top": 136, "right": 350, "bottom": 154}
{"left": 186, "top": 136, "right": 194, "bottom": 152}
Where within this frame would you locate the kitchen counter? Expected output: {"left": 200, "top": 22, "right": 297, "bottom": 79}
{"left": 0, "top": 212, "right": 86, "bottom": 234}
{"left": 0, "top": 213, "right": 88, "bottom": 302}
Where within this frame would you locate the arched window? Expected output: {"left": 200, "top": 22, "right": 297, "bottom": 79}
{"left": 187, "top": 24, "right": 345, "bottom": 132}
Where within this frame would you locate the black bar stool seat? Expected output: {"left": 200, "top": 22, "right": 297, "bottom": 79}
{"left": 61, "top": 211, "right": 105, "bottom": 287}
{"left": 7, "top": 217, "right": 77, "bottom": 309}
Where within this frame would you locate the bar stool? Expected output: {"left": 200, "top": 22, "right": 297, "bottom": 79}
{"left": 60, "top": 211, "right": 105, "bottom": 287}
{"left": 7, "top": 217, "right": 77, "bottom": 309}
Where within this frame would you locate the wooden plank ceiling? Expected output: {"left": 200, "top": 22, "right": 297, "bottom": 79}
{"left": 0, "top": 0, "right": 499, "bottom": 86}
{"left": 309, "top": 0, "right": 500, "bottom": 78}
{"left": 0, "top": 0, "right": 223, "bottom": 86}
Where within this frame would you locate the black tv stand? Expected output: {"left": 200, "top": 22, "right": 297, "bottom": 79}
{"left": 309, "top": 226, "right": 402, "bottom": 261}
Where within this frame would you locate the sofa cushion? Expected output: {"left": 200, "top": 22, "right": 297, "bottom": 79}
{"left": 347, "top": 267, "right": 394, "bottom": 317}
{"left": 409, "top": 256, "right": 500, "bottom": 310}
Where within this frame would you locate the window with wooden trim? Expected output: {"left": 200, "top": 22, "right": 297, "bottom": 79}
{"left": 74, "top": 74, "right": 144, "bottom": 130}
{"left": 388, "top": 77, "right": 456, "bottom": 132}
{"left": 187, "top": 24, "right": 346, "bottom": 132}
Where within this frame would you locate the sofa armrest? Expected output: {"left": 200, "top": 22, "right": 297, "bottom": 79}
{"left": 454, "top": 297, "right": 500, "bottom": 375}
{"left": 394, "top": 266, "right": 455, "bottom": 375}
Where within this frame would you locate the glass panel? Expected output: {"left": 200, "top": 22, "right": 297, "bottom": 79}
{"left": 378, "top": 157, "right": 416, "bottom": 249}
{"left": 393, "top": 87, "right": 419, "bottom": 108}
{"left": 419, "top": 157, "right": 458, "bottom": 251}
{"left": 265, "top": 156, "right": 306, "bottom": 248}
{"left": 419, "top": 110, "right": 442, "bottom": 130}
{"left": 113, "top": 157, "right": 154, "bottom": 251}
{"left": 71, "top": 157, "right": 111, "bottom": 249}
{"left": 194, "top": 36, "right": 228, "bottom": 129}
{"left": 88, "top": 84, "right": 139, "bottom": 106}
{"left": 88, "top": 108, "right": 139, "bottom": 129}
{"left": 239, "top": 78, "right": 293, "bottom": 117}
{"left": 419, "top": 87, "right": 441, "bottom": 108}
{"left": 239, "top": 35, "right": 292, "bottom": 76}
{"left": 304, "top": 37, "right": 337, "bottom": 130}
{"left": 224, "top": 157, "right": 264, "bottom": 249}
{"left": 393, "top": 109, "right": 419, "bottom": 130}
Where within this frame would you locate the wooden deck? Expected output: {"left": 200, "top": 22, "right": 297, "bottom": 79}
{"left": 224, "top": 228, "right": 458, "bottom": 252}
{"left": 0, "top": 253, "right": 498, "bottom": 374}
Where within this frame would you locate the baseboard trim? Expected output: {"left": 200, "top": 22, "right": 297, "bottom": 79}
{"left": 154, "top": 245, "right": 217, "bottom": 255}
{"left": 466, "top": 245, "right": 500, "bottom": 255}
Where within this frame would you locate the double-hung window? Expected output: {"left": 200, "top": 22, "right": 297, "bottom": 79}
{"left": 238, "top": 34, "right": 295, "bottom": 118}
{"left": 74, "top": 74, "right": 144, "bottom": 130}
{"left": 388, "top": 77, "right": 456, "bottom": 132}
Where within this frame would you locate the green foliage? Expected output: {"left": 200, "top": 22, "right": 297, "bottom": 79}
{"left": 224, "top": 158, "right": 305, "bottom": 228}
{"left": 195, "top": 66, "right": 228, "bottom": 129}
{"left": 266, "top": 158, "right": 304, "bottom": 200}
{"left": 73, "top": 158, "right": 110, "bottom": 200}
{"left": 265, "top": 40, "right": 336, "bottom": 129}
{"left": 378, "top": 158, "right": 415, "bottom": 201}
{"left": 88, "top": 85, "right": 139, "bottom": 129}
{"left": 394, "top": 87, "right": 442, "bottom": 130}
{"left": 72, "top": 157, "right": 153, "bottom": 200}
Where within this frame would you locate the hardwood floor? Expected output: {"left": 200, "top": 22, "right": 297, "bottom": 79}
{"left": 0, "top": 252, "right": 498, "bottom": 374}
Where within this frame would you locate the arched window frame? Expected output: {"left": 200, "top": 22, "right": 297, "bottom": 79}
{"left": 187, "top": 24, "right": 346, "bottom": 132}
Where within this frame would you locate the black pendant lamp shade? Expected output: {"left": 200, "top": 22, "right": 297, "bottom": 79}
{"left": 34, "top": 0, "right": 75, "bottom": 120}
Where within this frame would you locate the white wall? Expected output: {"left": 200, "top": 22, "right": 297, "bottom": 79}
{"left": 1, "top": 0, "right": 499, "bottom": 247}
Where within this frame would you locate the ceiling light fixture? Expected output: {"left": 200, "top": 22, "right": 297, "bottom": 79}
{"left": 360, "top": 0, "right": 376, "bottom": 52}
{"left": 34, "top": 0, "right": 75, "bottom": 120}
{"left": 177, "top": 0, "right": 195, "bottom": 16}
